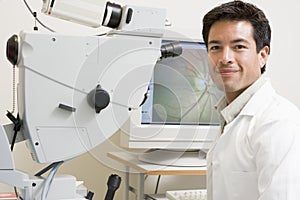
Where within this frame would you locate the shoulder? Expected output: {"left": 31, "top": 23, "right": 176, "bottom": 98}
{"left": 259, "top": 89, "right": 300, "bottom": 126}
{"left": 245, "top": 80, "right": 300, "bottom": 125}
{"left": 245, "top": 81, "right": 300, "bottom": 147}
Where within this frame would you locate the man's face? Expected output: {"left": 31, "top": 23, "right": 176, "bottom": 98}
{"left": 207, "top": 20, "right": 269, "bottom": 103}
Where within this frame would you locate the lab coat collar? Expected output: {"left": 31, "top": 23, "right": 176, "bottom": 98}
{"left": 215, "top": 77, "right": 267, "bottom": 124}
{"left": 239, "top": 78, "right": 275, "bottom": 116}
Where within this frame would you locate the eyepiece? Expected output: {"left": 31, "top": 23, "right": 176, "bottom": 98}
{"left": 161, "top": 41, "right": 182, "bottom": 59}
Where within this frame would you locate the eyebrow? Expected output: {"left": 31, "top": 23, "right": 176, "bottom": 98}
{"left": 208, "top": 38, "right": 251, "bottom": 45}
{"left": 208, "top": 40, "right": 221, "bottom": 45}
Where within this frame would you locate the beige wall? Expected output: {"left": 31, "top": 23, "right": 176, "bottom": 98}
{"left": 1, "top": 0, "right": 300, "bottom": 199}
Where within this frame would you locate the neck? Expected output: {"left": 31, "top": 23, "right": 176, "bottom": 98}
{"left": 225, "top": 77, "right": 262, "bottom": 104}
{"left": 225, "top": 90, "right": 243, "bottom": 104}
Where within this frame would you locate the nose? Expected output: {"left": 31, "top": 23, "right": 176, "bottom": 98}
{"left": 219, "top": 47, "right": 233, "bottom": 65}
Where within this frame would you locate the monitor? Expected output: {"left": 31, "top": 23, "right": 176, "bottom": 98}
{"left": 120, "top": 39, "right": 223, "bottom": 166}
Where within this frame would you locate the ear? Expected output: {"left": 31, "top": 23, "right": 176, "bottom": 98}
{"left": 259, "top": 46, "right": 269, "bottom": 68}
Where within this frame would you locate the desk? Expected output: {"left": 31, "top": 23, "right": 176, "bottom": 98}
{"left": 108, "top": 152, "right": 206, "bottom": 200}
{"left": 0, "top": 192, "right": 17, "bottom": 200}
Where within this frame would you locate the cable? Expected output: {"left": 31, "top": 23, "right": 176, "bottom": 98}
{"left": 14, "top": 186, "right": 24, "bottom": 200}
{"left": 154, "top": 175, "right": 161, "bottom": 194}
{"left": 11, "top": 65, "right": 16, "bottom": 114}
{"left": 35, "top": 162, "right": 57, "bottom": 177}
{"left": 41, "top": 161, "right": 64, "bottom": 200}
{"left": 22, "top": 0, "right": 112, "bottom": 36}
{"left": 22, "top": 0, "right": 55, "bottom": 32}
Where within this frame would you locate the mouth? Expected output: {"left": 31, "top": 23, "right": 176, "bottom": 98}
{"left": 215, "top": 67, "right": 240, "bottom": 76}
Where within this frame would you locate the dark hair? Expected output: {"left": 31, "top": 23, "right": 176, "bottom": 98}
{"left": 202, "top": 0, "right": 271, "bottom": 73}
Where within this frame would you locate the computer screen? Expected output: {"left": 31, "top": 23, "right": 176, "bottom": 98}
{"left": 142, "top": 41, "right": 221, "bottom": 126}
{"left": 120, "top": 40, "right": 223, "bottom": 166}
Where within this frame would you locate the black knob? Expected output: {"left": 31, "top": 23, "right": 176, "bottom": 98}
{"left": 87, "top": 85, "right": 110, "bottom": 114}
{"left": 6, "top": 34, "right": 19, "bottom": 65}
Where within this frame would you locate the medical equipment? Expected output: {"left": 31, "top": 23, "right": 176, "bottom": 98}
{"left": 0, "top": 0, "right": 168, "bottom": 199}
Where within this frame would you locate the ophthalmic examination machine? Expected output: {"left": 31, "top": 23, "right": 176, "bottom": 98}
{"left": 0, "top": 1, "right": 182, "bottom": 199}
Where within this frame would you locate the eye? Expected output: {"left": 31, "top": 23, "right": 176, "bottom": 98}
{"left": 209, "top": 45, "right": 221, "bottom": 51}
{"left": 234, "top": 45, "right": 247, "bottom": 50}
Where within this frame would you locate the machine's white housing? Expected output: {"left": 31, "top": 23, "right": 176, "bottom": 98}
{"left": 18, "top": 30, "right": 163, "bottom": 164}
{"left": 1, "top": 2, "right": 166, "bottom": 199}
{"left": 42, "top": 0, "right": 105, "bottom": 27}
{"left": 41, "top": 0, "right": 166, "bottom": 36}
{"left": 116, "top": 5, "right": 166, "bottom": 37}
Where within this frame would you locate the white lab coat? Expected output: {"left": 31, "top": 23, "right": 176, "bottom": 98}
{"left": 206, "top": 80, "right": 300, "bottom": 200}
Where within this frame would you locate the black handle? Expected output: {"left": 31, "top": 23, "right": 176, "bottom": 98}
{"left": 104, "top": 174, "right": 121, "bottom": 200}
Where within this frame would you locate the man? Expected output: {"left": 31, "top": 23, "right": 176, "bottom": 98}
{"left": 202, "top": 1, "right": 300, "bottom": 200}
